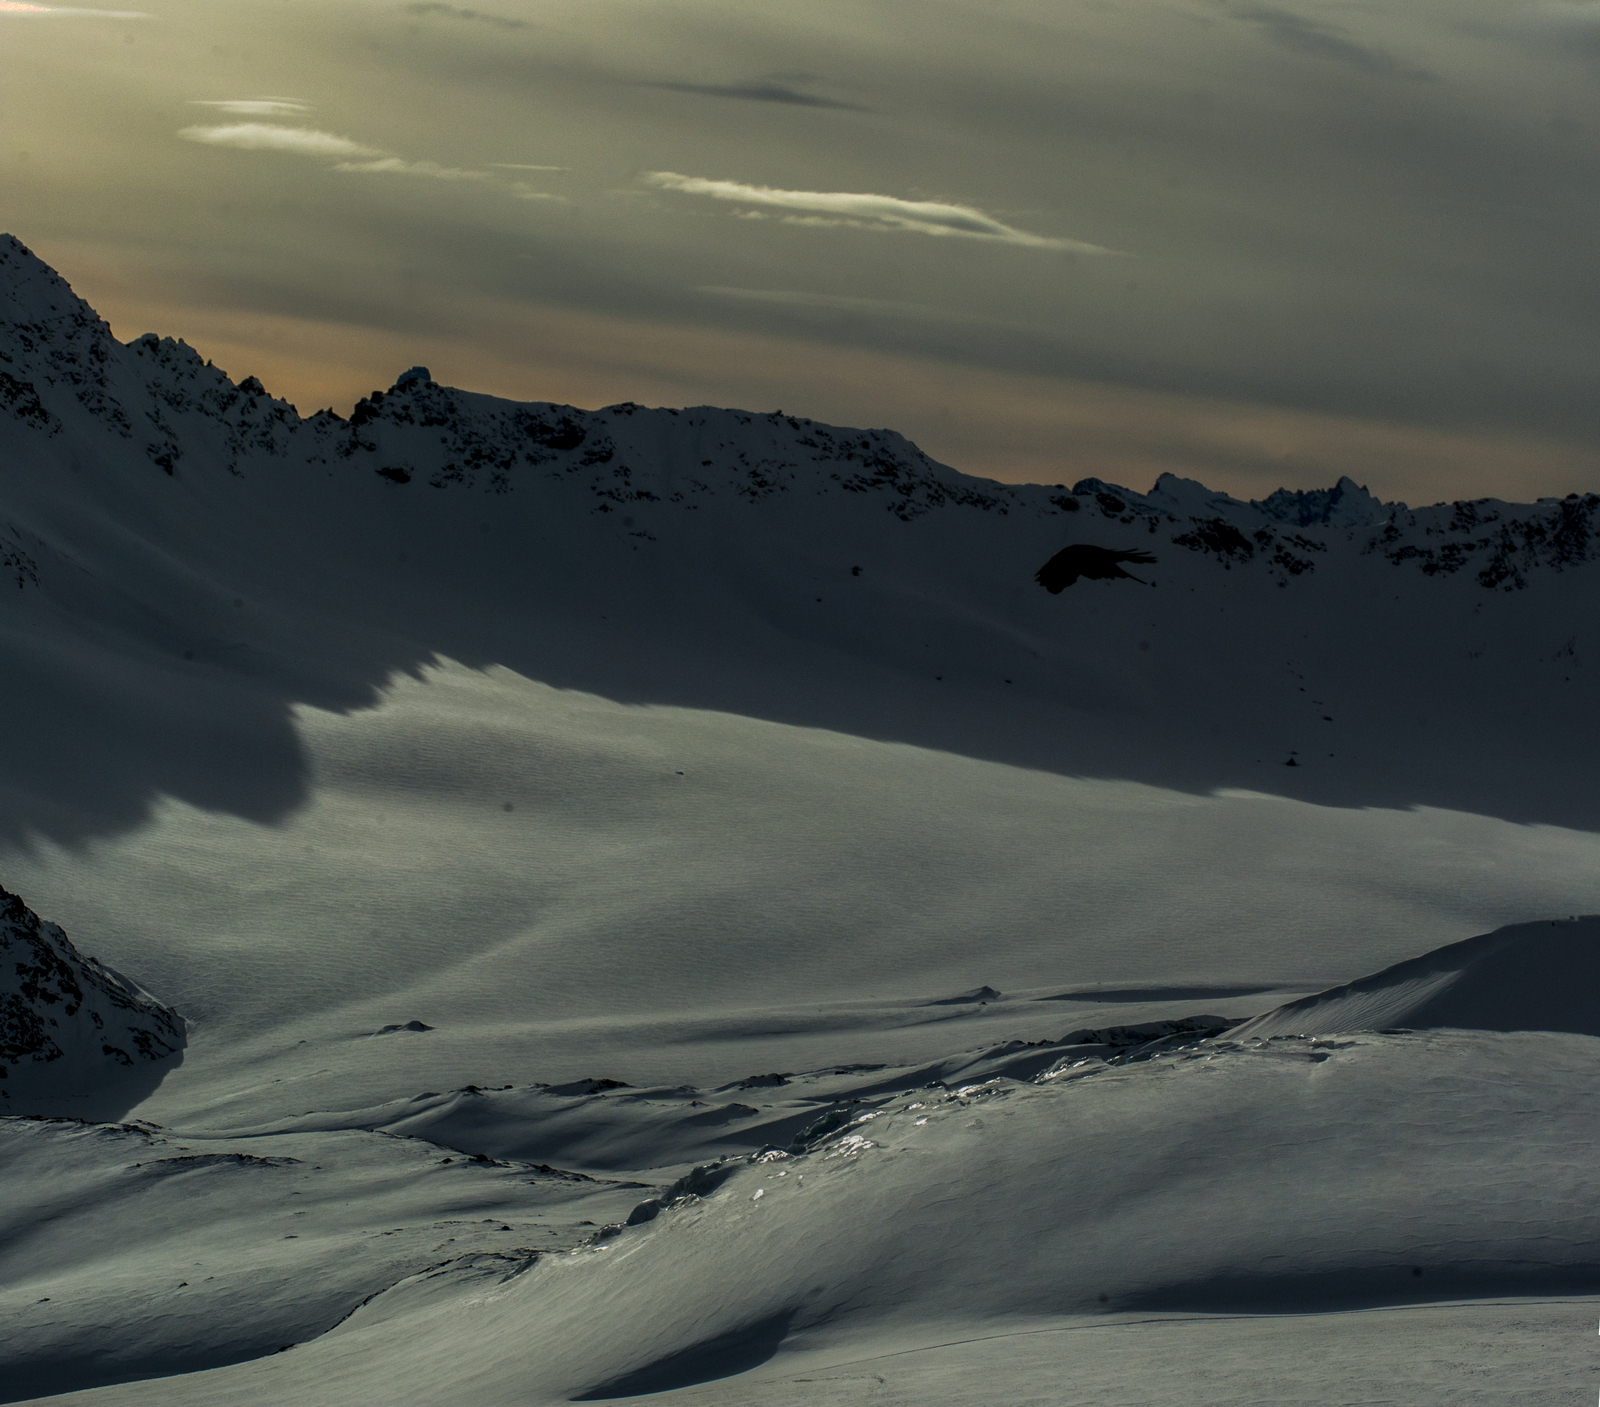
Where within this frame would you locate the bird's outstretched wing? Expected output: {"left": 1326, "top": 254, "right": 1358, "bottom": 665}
{"left": 1035, "top": 544, "right": 1158, "bottom": 593}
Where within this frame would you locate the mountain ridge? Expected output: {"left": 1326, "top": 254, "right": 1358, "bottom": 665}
{"left": 4, "top": 238, "right": 1600, "bottom": 1407}
{"left": 3, "top": 233, "right": 1600, "bottom": 846}
{"left": 4, "top": 234, "right": 1596, "bottom": 592}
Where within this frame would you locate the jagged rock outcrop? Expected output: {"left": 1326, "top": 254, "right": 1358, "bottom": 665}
{"left": 0, "top": 884, "right": 185, "bottom": 1097}
{"left": 1253, "top": 476, "right": 1392, "bottom": 529}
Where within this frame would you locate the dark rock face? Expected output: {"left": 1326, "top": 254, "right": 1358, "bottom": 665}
{"left": 0, "top": 885, "right": 185, "bottom": 1089}
{"left": 1254, "top": 476, "right": 1390, "bottom": 529}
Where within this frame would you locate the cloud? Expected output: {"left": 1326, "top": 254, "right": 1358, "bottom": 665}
{"left": 190, "top": 99, "right": 312, "bottom": 117}
{"left": 177, "top": 124, "right": 553, "bottom": 192}
{"left": 640, "top": 172, "right": 1114, "bottom": 252}
{"left": 1233, "top": 5, "right": 1433, "bottom": 79}
{"left": 401, "top": 2, "right": 528, "bottom": 28}
{"left": 639, "top": 80, "right": 868, "bottom": 111}
{"left": 0, "top": 1, "right": 147, "bottom": 13}
{"left": 489, "top": 164, "right": 567, "bottom": 171}
{"left": 333, "top": 157, "right": 494, "bottom": 181}
{"left": 177, "top": 122, "right": 548, "bottom": 191}
{"left": 178, "top": 124, "right": 382, "bottom": 159}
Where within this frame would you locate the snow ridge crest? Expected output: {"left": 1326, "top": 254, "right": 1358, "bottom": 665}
{"left": 0, "top": 234, "right": 96, "bottom": 327}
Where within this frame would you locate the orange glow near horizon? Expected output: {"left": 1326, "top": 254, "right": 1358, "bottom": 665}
{"left": 68, "top": 272, "right": 1600, "bottom": 509}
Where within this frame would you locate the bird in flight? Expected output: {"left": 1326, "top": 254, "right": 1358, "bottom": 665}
{"left": 1035, "top": 544, "right": 1158, "bottom": 593}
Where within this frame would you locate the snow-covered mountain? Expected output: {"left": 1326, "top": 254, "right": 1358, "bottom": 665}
{"left": 0, "top": 884, "right": 184, "bottom": 1108}
{"left": 5, "top": 229, "right": 1593, "bottom": 592}
{"left": 4, "top": 231, "right": 1600, "bottom": 851}
{"left": 5, "top": 236, "right": 1600, "bottom": 1406}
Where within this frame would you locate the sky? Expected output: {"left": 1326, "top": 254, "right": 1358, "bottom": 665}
{"left": 3, "top": 0, "right": 1598, "bottom": 504}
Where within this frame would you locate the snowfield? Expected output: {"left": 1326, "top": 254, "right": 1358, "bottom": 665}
{"left": 3, "top": 233, "right": 1599, "bottom": 1403}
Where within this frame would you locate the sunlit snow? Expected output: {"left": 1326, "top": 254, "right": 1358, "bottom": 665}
{"left": 4, "top": 233, "right": 1599, "bottom": 1406}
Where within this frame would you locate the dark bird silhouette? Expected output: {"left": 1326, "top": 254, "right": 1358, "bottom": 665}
{"left": 1035, "top": 544, "right": 1158, "bottom": 593}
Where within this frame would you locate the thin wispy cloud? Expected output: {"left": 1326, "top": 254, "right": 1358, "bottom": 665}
{"left": 175, "top": 121, "right": 559, "bottom": 192}
{"left": 190, "top": 99, "right": 311, "bottom": 117}
{"left": 641, "top": 172, "right": 1113, "bottom": 253}
{"left": 334, "top": 157, "right": 494, "bottom": 181}
{"left": 401, "top": 2, "right": 528, "bottom": 29}
{"left": 0, "top": 1, "right": 148, "bottom": 14}
{"left": 178, "top": 124, "right": 381, "bottom": 159}
{"left": 640, "top": 80, "right": 868, "bottom": 111}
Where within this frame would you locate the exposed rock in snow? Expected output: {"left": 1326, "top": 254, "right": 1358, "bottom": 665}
{"left": 1254, "top": 475, "right": 1395, "bottom": 529}
{"left": 0, "top": 884, "right": 184, "bottom": 1102}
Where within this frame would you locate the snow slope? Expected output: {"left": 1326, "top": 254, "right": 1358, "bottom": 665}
{"left": 9, "top": 658, "right": 1600, "bottom": 1135}
{"left": 1233, "top": 914, "right": 1600, "bottom": 1038}
{"left": 9, "top": 1026, "right": 1600, "bottom": 1405}
{"left": 4, "top": 231, "right": 1600, "bottom": 848}
{"left": 4, "top": 235, "right": 1600, "bottom": 1403}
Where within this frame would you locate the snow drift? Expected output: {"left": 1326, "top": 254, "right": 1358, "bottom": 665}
{"left": 10, "top": 1027, "right": 1598, "bottom": 1406}
{"left": 1231, "top": 914, "right": 1600, "bottom": 1039}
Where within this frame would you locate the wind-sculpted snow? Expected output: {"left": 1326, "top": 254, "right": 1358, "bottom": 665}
{"left": 13, "top": 925, "right": 1594, "bottom": 1400}
{"left": 0, "top": 885, "right": 184, "bottom": 1109}
{"left": 4, "top": 892, "right": 1600, "bottom": 1404}
{"left": 10, "top": 1024, "right": 1596, "bottom": 1406}
{"left": 354, "top": 1026, "right": 1600, "bottom": 1399}
{"left": 1231, "top": 914, "right": 1600, "bottom": 1040}
{"left": 0, "top": 1114, "right": 645, "bottom": 1402}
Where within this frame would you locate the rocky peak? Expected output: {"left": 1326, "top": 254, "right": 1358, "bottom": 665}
{"left": 0, "top": 234, "right": 100, "bottom": 329}
{"left": 1254, "top": 475, "right": 1396, "bottom": 529}
{"left": 0, "top": 884, "right": 185, "bottom": 1099}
